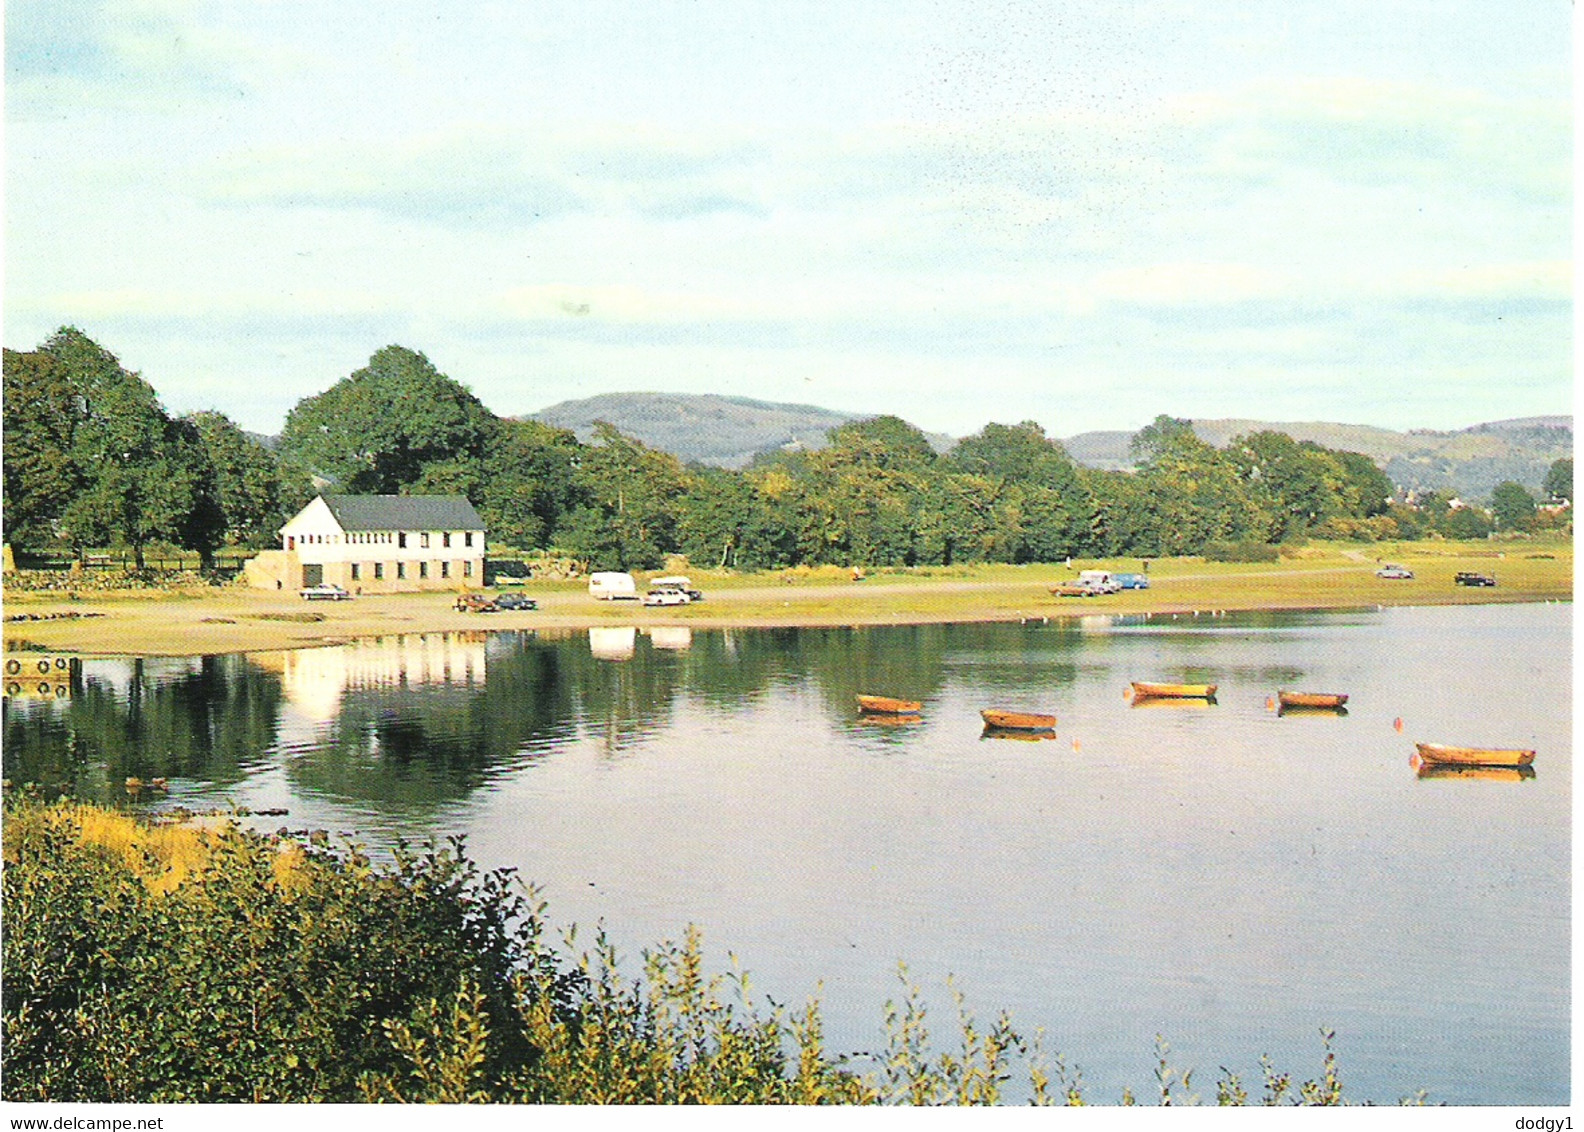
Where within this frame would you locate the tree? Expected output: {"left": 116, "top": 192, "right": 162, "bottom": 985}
{"left": 11, "top": 328, "right": 222, "bottom": 568}
{"left": 1543, "top": 457, "right": 1572, "bottom": 504}
{"left": 475, "top": 420, "right": 583, "bottom": 550}
{"left": 945, "top": 422, "right": 1096, "bottom": 561}
{"left": 3, "top": 346, "right": 84, "bottom": 547}
{"left": 188, "top": 411, "right": 294, "bottom": 548}
{"left": 1489, "top": 481, "right": 1537, "bottom": 532}
{"left": 1441, "top": 503, "right": 1493, "bottom": 540}
{"left": 1129, "top": 415, "right": 1196, "bottom": 463}
{"left": 278, "top": 346, "right": 496, "bottom": 494}
{"left": 554, "top": 424, "right": 686, "bottom": 570}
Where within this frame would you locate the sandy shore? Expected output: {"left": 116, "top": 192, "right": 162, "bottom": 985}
{"left": 3, "top": 553, "right": 1571, "bottom": 658}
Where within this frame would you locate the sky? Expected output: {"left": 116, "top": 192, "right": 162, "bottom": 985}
{"left": 4, "top": 0, "right": 1572, "bottom": 440}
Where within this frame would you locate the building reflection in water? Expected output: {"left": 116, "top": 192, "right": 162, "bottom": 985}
{"left": 266, "top": 633, "right": 491, "bottom": 723}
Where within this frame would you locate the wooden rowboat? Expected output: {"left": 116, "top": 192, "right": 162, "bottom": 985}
{"left": 857, "top": 694, "right": 923, "bottom": 715}
{"left": 1278, "top": 690, "right": 1348, "bottom": 709}
{"left": 980, "top": 708, "right": 1056, "bottom": 731}
{"left": 1130, "top": 681, "right": 1217, "bottom": 700}
{"left": 1415, "top": 742, "right": 1535, "bottom": 768}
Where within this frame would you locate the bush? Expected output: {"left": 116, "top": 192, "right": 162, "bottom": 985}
{"left": 2, "top": 797, "right": 1409, "bottom": 1105}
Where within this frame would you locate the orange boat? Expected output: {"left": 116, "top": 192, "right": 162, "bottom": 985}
{"left": 980, "top": 708, "right": 1056, "bottom": 731}
{"left": 1415, "top": 742, "right": 1535, "bottom": 768}
{"left": 857, "top": 694, "right": 923, "bottom": 715}
{"left": 1278, "top": 690, "right": 1348, "bottom": 709}
{"left": 1130, "top": 681, "right": 1217, "bottom": 700}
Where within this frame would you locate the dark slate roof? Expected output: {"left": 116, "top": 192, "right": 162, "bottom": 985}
{"left": 321, "top": 495, "right": 485, "bottom": 532}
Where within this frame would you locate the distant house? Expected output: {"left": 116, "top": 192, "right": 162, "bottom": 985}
{"left": 246, "top": 494, "right": 486, "bottom": 593}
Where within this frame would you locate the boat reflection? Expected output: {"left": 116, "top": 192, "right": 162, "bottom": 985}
{"left": 1129, "top": 696, "right": 1214, "bottom": 710}
{"left": 858, "top": 712, "right": 923, "bottom": 728}
{"left": 981, "top": 725, "right": 1057, "bottom": 742}
{"left": 1416, "top": 764, "right": 1537, "bottom": 782}
{"left": 1278, "top": 705, "right": 1349, "bottom": 718}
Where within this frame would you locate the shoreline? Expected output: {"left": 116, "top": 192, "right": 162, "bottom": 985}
{"left": 3, "top": 552, "right": 1572, "bottom": 657}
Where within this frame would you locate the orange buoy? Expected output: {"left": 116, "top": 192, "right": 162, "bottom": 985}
{"left": 1071, "top": 738, "right": 1081, "bottom": 752}
{"left": 1265, "top": 696, "right": 1276, "bottom": 711}
{"left": 1393, "top": 717, "right": 1404, "bottom": 733}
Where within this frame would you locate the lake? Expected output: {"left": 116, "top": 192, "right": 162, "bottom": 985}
{"left": 3, "top": 602, "right": 1569, "bottom": 1105}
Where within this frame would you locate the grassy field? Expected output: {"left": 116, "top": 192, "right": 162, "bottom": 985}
{"left": 2, "top": 537, "right": 1571, "bottom": 658}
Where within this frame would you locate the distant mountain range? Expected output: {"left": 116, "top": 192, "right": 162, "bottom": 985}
{"left": 528, "top": 393, "right": 1571, "bottom": 501}
{"left": 530, "top": 392, "right": 954, "bottom": 465}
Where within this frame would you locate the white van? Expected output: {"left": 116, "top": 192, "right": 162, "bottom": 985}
{"left": 588, "top": 571, "right": 639, "bottom": 600}
{"left": 1077, "top": 570, "right": 1121, "bottom": 594}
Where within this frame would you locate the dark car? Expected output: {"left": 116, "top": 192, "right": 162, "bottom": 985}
{"left": 1454, "top": 571, "right": 1497, "bottom": 587}
{"left": 494, "top": 592, "right": 538, "bottom": 610}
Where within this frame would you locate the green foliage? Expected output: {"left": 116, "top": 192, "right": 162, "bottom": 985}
{"left": 3, "top": 798, "right": 1407, "bottom": 1106}
{"left": 278, "top": 346, "right": 495, "bottom": 494}
{"left": 1490, "top": 481, "right": 1537, "bottom": 532}
{"left": 3, "top": 328, "right": 224, "bottom": 567}
{"left": 1543, "top": 457, "right": 1572, "bottom": 503}
{"left": 7, "top": 324, "right": 1500, "bottom": 569}
{"left": 553, "top": 423, "right": 687, "bottom": 570}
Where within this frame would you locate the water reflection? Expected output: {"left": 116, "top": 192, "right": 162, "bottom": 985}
{"left": 1, "top": 606, "right": 1569, "bottom": 1106}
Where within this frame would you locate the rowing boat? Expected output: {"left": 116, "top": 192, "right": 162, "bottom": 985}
{"left": 1130, "top": 681, "right": 1217, "bottom": 699}
{"left": 980, "top": 708, "right": 1056, "bottom": 731}
{"left": 857, "top": 694, "right": 923, "bottom": 714}
{"left": 1414, "top": 742, "right": 1535, "bottom": 768}
{"left": 1278, "top": 690, "right": 1348, "bottom": 709}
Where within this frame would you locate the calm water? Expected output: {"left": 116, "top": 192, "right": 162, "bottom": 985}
{"left": 4, "top": 603, "right": 1569, "bottom": 1105}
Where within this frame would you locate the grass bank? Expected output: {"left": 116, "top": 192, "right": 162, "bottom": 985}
{"left": 2, "top": 795, "right": 1420, "bottom": 1105}
{"left": 2, "top": 537, "right": 1570, "bottom": 658}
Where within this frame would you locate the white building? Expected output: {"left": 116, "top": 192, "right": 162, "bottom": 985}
{"left": 247, "top": 494, "right": 486, "bottom": 593}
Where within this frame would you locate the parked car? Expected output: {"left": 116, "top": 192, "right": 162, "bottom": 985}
{"left": 494, "top": 592, "right": 538, "bottom": 610}
{"left": 1374, "top": 564, "right": 1414, "bottom": 579}
{"left": 643, "top": 588, "right": 690, "bottom": 607}
{"left": 1454, "top": 571, "right": 1497, "bottom": 587}
{"left": 1114, "top": 572, "right": 1150, "bottom": 590}
{"left": 454, "top": 592, "right": 498, "bottom": 613}
{"left": 1076, "top": 570, "right": 1122, "bottom": 594}
{"left": 650, "top": 575, "right": 704, "bottom": 601}
{"left": 300, "top": 584, "right": 352, "bottom": 601}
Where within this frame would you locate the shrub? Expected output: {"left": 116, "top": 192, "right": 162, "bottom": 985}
{"left": 3, "top": 797, "right": 1410, "bottom": 1105}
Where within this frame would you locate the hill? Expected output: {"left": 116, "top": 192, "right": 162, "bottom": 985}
{"left": 525, "top": 393, "right": 1569, "bottom": 500}
{"left": 1063, "top": 416, "right": 1572, "bottom": 499}
{"left": 528, "top": 392, "right": 954, "bottom": 467}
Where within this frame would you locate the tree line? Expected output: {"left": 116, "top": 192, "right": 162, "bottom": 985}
{"left": 3, "top": 328, "right": 1571, "bottom": 571}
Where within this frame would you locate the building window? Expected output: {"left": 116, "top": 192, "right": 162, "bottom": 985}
{"left": 421, "top": 532, "right": 430, "bottom": 548}
{"left": 441, "top": 561, "right": 449, "bottom": 578}
{"left": 463, "top": 561, "right": 472, "bottom": 577}
{"left": 396, "top": 562, "right": 406, "bottom": 579}
{"left": 398, "top": 532, "right": 407, "bottom": 549}
{"left": 443, "top": 532, "right": 451, "bottom": 548}
{"left": 351, "top": 563, "right": 360, "bottom": 581}
{"left": 374, "top": 562, "right": 384, "bottom": 580}
{"left": 465, "top": 532, "right": 474, "bottom": 547}
{"left": 419, "top": 561, "right": 428, "bottom": 579}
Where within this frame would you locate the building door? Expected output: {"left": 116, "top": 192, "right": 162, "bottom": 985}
{"left": 304, "top": 564, "right": 323, "bottom": 587}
